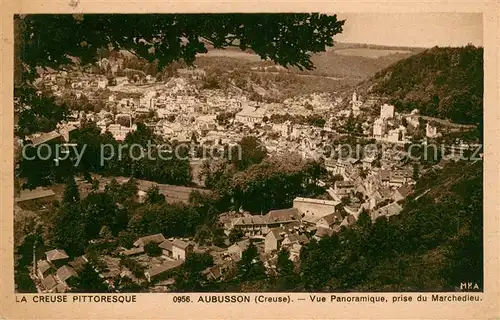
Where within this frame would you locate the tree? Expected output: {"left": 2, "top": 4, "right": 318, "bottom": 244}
{"left": 144, "top": 242, "right": 162, "bottom": 257}
{"left": 194, "top": 225, "right": 213, "bottom": 246}
{"left": 275, "top": 249, "right": 297, "bottom": 290}
{"left": 412, "top": 163, "right": 420, "bottom": 180}
{"left": 63, "top": 175, "right": 80, "bottom": 204}
{"left": 229, "top": 229, "right": 244, "bottom": 244}
{"left": 237, "top": 242, "right": 266, "bottom": 281}
{"left": 70, "top": 264, "right": 110, "bottom": 293}
{"left": 174, "top": 252, "right": 214, "bottom": 292}
{"left": 346, "top": 113, "right": 355, "bottom": 133}
{"left": 145, "top": 185, "right": 166, "bottom": 205}
{"left": 51, "top": 203, "right": 87, "bottom": 256}
{"left": 229, "top": 136, "right": 267, "bottom": 171}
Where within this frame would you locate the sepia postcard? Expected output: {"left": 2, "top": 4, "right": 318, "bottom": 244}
{"left": 0, "top": 0, "right": 499, "bottom": 319}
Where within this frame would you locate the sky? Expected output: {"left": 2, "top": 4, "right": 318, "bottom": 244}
{"left": 334, "top": 13, "right": 483, "bottom": 47}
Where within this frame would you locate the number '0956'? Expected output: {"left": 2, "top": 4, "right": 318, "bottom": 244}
{"left": 173, "top": 296, "right": 191, "bottom": 303}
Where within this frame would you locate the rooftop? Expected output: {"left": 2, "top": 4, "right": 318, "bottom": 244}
{"left": 41, "top": 274, "right": 58, "bottom": 291}
{"left": 293, "top": 197, "right": 340, "bottom": 206}
{"left": 56, "top": 265, "right": 78, "bottom": 282}
{"left": 265, "top": 208, "right": 300, "bottom": 224}
{"left": 45, "top": 249, "right": 69, "bottom": 261}
{"left": 15, "top": 188, "right": 55, "bottom": 203}
{"left": 133, "top": 234, "right": 166, "bottom": 247}
{"left": 172, "top": 239, "right": 193, "bottom": 250}
{"left": 147, "top": 260, "right": 184, "bottom": 278}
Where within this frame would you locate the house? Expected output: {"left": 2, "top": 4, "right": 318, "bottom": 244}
{"left": 281, "top": 233, "right": 309, "bottom": 248}
{"left": 379, "top": 170, "right": 391, "bottom": 187}
{"left": 133, "top": 234, "right": 166, "bottom": 248}
{"left": 378, "top": 187, "right": 393, "bottom": 201}
{"left": 334, "top": 180, "right": 354, "bottom": 196}
{"left": 288, "top": 243, "right": 303, "bottom": 262}
{"left": 389, "top": 170, "right": 411, "bottom": 188}
{"left": 340, "top": 214, "right": 357, "bottom": 228}
{"left": 230, "top": 215, "right": 266, "bottom": 236}
{"left": 362, "top": 156, "right": 376, "bottom": 170}
{"left": 292, "top": 197, "right": 341, "bottom": 218}
{"left": 37, "top": 260, "right": 52, "bottom": 279}
{"left": 344, "top": 203, "right": 365, "bottom": 217}
{"left": 58, "top": 124, "right": 78, "bottom": 142}
{"left": 325, "top": 158, "right": 356, "bottom": 176}
{"left": 380, "top": 103, "right": 394, "bottom": 119}
{"left": 301, "top": 215, "right": 321, "bottom": 226}
{"left": 41, "top": 274, "right": 58, "bottom": 292}
{"left": 15, "top": 188, "right": 56, "bottom": 204}
{"left": 264, "top": 222, "right": 306, "bottom": 253}
{"left": 313, "top": 226, "right": 340, "bottom": 241}
{"left": 371, "top": 202, "right": 403, "bottom": 222}
{"left": 373, "top": 118, "right": 386, "bottom": 138}
{"left": 122, "top": 247, "right": 145, "bottom": 256}
{"left": 316, "top": 212, "right": 343, "bottom": 229}
{"left": 145, "top": 260, "right": 184, "bottom": 282}
{"left": 68, "top": 256, "right": 88, "bottom": 273}
{"left": 227, "top": 240, "right": 250, "bottom": 259}
{"left": 264, "top": 208, "right": 301, "bottom": 230}
{"left": 56, "top": 265, "right": 78, "bottom": 282}
{"left": 264, "top": 229, "right": 285, "bottom": 253}
{"left": 235, "top": 105, "right": 266, "bottom": 126}
{"left": 45, "top": 249, "right": 69, "bottom": 266}
{"left": 97, "top": 80, "right": 107, "bottom": 89}
{"left": 159, "top": 240, "right": 173, "bottom": 258}
{"left": 202, "top": 265, "right": 223, "bottom": 281}
{"left": 171, "top": 239, "right": 193, "bottom": 260}
{"left": 26, "top": 130, "right": 62, "bottom": 147}
{"left": 54, "top": 282, "right": 70, "bottom": 293}
{"left": 393, "top": 185, "right": 413, "bottom": 202}
{"left": 202, "top": 262, "right": 234, "bottom": 281}
{"left": 426, "top": 123, "right": 439, "bottom": 138}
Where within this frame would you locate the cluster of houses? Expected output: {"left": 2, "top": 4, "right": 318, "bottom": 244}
{"left": 121, "top": 233, "right": 194, "bottom": 282}
{"left": 34, "top": 249, "right": 88, "bottom": 293}
{"left": 223, "top": 191, "right": 406, "bottom": 259}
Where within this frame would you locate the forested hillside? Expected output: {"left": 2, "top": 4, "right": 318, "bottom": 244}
{"left": 299, "top": 160, "right": 483, "bottom": 292}
{"left": 364, "top": 45, "right": 483, "bottom": 125}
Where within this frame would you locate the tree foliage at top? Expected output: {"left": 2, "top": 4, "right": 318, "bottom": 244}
{"left": 16, "top": 14, "right": 345, "bottom": 84}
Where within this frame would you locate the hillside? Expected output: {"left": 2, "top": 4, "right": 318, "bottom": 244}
{"left": 191, "top": 45, "right": 418, "bottom": 99}
{"left": 299, "top": 160, "right": 483, "bottom": 292}
{"left": 197, "top": 43, "right": 418, "bottom": 80}
{"left": 360, "top": 45, "right": 483, "bottom": 125}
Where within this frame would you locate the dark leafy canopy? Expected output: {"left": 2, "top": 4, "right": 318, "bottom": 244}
{"left": 17, "top": 13, "right": 345, "bottom": 83}
{"left": 14, "top": 87, "right": 69, "bottom": 137}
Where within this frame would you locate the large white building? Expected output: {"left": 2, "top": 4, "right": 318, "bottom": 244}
{"left": 426, "top": 123, "right": 439, "bottom": 138}
{"left": 140, "top": 90, "right": 158, "bottom": 110}
{"left": 373, "top": 118, "right": 386, "bottom": 138}
{"left": 235, "top": 105, "right": 266, "bottom": 126}
{"left": 380, "top": 103, "right": 395, "bottom": 119}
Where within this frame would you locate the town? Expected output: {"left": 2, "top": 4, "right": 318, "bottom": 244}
{"left": 13, "top": 50, "right": 482, "bottom": 294}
